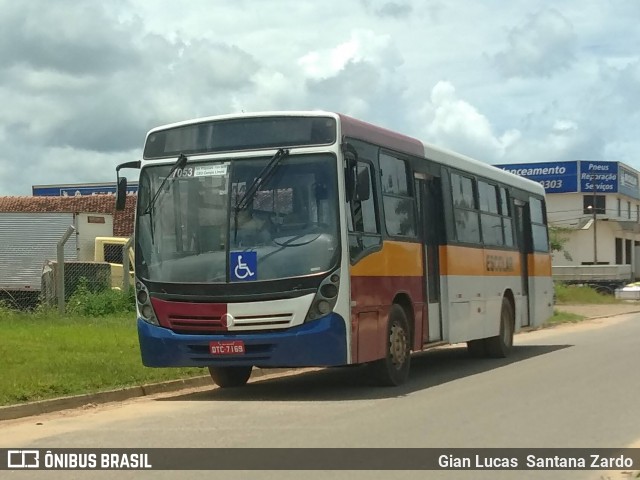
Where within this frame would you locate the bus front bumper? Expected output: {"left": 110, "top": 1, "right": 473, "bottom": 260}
{"left": 137, "top": 313, "right": 348, "bottom": 368}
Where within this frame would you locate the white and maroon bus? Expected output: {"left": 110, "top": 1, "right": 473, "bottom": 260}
{"left": 115, "top": 111, "right": 553, "bottom": 388}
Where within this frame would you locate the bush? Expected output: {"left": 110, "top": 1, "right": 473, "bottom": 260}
{"left": 0, "top": 301, "right": 19, "bottom": 319}
{"left": 67, "top": 278, "right": 136, "bottom": 316}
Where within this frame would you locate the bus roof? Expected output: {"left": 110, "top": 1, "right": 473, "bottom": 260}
{"left": 147, "top": 111, "right": 545, "bottom": 196}
{"left": 337, "top": 113, "right": 545, "bottom": 196}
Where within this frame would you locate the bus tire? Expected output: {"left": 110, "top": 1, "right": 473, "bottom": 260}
{"left": 208, "top": 366, "right": 252, "bottom": 388}
{"left": 370, "top": 304, "right": 411, "bottom": 386}
{"left": 485, "top": 297, "right": 514, "bottom": 358}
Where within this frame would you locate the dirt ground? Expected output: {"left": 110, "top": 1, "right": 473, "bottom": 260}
{"left": 555, "top": 302, "right": 640, "bottom": 318}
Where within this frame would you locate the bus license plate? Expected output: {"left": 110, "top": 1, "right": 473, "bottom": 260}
{"left": 209, "top": 340, "right": 245, "bottom": 355}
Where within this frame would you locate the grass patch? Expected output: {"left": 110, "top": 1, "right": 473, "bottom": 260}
{"left": 0, "top": 307, "right": 204, "bottom": 406}
{"left": 554, "top": 283, "right": 620, "bottom": 304}
{"left": 545, "top": 309, "right": 587, "bottom": 325}
{"left": 547, "top": 283, "right": 620, "bottom": 325}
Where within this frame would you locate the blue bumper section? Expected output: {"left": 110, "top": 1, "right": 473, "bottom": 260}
{"left": 137, "top": 313, "right": 348, "bottom": 368}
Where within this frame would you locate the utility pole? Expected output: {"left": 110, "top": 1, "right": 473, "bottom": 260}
{"left": 592, "top": 173, "right": 598, "bottom": 265}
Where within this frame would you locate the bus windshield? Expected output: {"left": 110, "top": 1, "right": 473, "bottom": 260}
{"left": 135, "top": 153, "right": 340, "bottom": 284}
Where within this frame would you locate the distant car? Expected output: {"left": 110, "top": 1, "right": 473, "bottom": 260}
{"left": 615, "top": 282, "right": 640, "bottom": 300}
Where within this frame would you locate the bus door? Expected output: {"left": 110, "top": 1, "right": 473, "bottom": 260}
{"left": 514, "top": 201, "right": 531, "bottom": 326}
{"left": 415, "top": 174, "right": 443, "bottom": 343}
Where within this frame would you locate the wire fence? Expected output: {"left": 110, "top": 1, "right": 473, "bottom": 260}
{"left": 0, "top": 230, "right": 133, "bottom": 313}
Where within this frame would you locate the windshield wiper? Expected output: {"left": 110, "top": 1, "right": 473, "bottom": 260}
{"left": 143, "top": 153, "right": 188, "bottom": 216}
{"left": 233, "top": 148, "right": 289, "bottom": 242}
{"left": 235, "top": 148, "right": 289, "bottom": 212}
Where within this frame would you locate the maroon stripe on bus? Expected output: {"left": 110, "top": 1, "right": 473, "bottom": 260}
{"left": 338, "top": 113, "right": 424, "bottom": 157}
{"left": 151, "top": 297, "right": 229, "bottom": 333}
{"left": 349, "top": 275, "right": 425, "bottom": 363}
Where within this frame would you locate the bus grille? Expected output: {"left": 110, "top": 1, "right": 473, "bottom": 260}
{"left": 167, "top": 313, "right": 294, "bottom": 333}
{"left": 167, "top": 314, "right": 225, "bottom": 333}
{"left": 150, "top": 297, "right": 295, "bottom": 334}
{"left": 232, "top": 313, "right": 293, "bottom": 329}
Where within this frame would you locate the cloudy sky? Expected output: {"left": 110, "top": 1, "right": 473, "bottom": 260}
{"left": 1, "top": 0, "right": 639, "bottom": 195}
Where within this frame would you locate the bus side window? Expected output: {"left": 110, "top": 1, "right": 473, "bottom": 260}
{"left": 380, "top": 153, "right": 417, "bottom": 237}
{"left": 348, "top": 161, "right": 381, "bottom": 261}
{"left": 530, "top": 196, "right": 549, "bottom": 252}
{"left": 451, "top": 173, "right": 480, "bottom": 244}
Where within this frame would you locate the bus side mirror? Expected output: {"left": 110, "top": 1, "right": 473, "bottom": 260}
{"left": 356, "top": 166, "right": 370, "bottom": 201}
{"left": 115, "top": 160, "right": 141, "bottom": 211}
{"left": 115, "top": 177, "right": 128, "bottom": 211}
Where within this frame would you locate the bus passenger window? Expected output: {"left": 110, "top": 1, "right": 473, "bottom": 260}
{"left": 380, "top": 153, "right": 416, "bottom": 237}
{"left": 348, "top": 162, "right": 380, "bottom": 260}
{"left": 530, "top": 197, "right": 549, "bottom": 252}
{"left": 500, "top": 187, "right": 514, "bottom": 247}
{"left": 348, "top": 163, "right": 378, "bottom": 235}
{"left": 451, "top": 173, "right": 480, "bottom": 243}
{"left": 479, "top": 181, "right": 510, "bottom": 247}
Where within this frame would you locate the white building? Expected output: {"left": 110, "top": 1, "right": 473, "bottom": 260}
{"left": 496, "top": 160, "right": 640, "bottom": 283}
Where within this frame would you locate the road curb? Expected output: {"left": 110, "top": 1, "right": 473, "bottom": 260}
{"left": 0, "top": 368, "right": 293, "bottom": 422}
{"left": 585, "top": 310, "right": 640, "bottom": 320}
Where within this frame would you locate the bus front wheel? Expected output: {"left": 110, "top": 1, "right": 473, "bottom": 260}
{"left": 484, "top": 297, "right": 514, "bottom": 358}
{"left": 208, "top": 366, "right": 252, "bottom": 388}
{"left": 370, "top": 304, "right": 411, "bottom": 386}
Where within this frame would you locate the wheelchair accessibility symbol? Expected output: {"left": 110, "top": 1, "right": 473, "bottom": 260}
{"left": 230, "top": 251, "right": 257, "bottom": 281}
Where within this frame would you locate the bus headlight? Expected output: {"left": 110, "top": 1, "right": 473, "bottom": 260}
{"left": 137, "top": 290, "right": 148, "bottom": 304}
{"left": 305, "top": 269, "right": 340, "bottom": 322}
{"left": 317, "top": 300, "right": 331, "bottom": 315}
{"left": 141, "top": 304, "right": 154, "bottom": 319}
{"left": 136, "top": 279, "right": 159, "bottom": 325}
{"left": 320, "top": 283, "right": 338, "bottom": 299}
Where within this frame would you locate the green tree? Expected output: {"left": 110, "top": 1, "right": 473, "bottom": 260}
{"left": 549, "top": 226, "right": 572, "bottom": 260}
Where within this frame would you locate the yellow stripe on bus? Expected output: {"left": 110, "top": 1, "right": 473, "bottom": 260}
{"left": 350, "top": 241, "right": 423, "bottom": 277}
{"left": 351, "top": 242, "right": 552, "bottom": 278}
{"left": 440, "top": 245, "right": 552, "bottom": 277}
{"left": 440, "top": 245, "right": 522, "bottom": 276}
{"left": 528, "top": 253, "right": 552, "bottom": 276}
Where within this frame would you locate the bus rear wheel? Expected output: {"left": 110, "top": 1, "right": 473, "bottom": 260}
{"left": 370, "top": 304, "right": 411, "bottom": 386}
{"left": 208, "top": 366, "right": 252, "bottom": 388}
{"left": 484, "top": 297, "right": 514, "bottom": 358}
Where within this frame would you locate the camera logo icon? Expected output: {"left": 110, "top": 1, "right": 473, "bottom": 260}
{"left": 7, "top": 450, "right": 39, "bottom": 469}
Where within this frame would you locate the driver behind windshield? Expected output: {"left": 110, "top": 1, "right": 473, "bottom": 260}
{"left": 234, "top": 207, "right": 271, "bottom": 246}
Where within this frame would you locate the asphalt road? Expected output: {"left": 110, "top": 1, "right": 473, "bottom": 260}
{"left": 2, "top": 312, "right": 639, "bottom": 480}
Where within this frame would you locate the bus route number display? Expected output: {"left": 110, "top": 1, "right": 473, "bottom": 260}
{"left": 174, "top": 164, "right": 228, "bottom": 178}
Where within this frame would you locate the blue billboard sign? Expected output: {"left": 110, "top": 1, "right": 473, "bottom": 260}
{"left": 32, "top": 183, "right": 139, "bottom": 197}
{"left": 579, "top": 161, "right": 617, "bottom": 194}
{"left": 494, "top": 161, "right": 578, "bottom": 193}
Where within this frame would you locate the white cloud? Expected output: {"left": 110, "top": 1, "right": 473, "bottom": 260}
{"left": 422, "top": 81, "right": 521, "bottom": 163}
{"left": 298, "top": 30, "right": 397, "bottom": 81}
{"left": 0, "top": 1, "right": 639, "bottom": 196}
{"left": 491, "top": 8, "right": 577, "bottom": 78}
{"left": 230, "top": 70, "right": 306, "bottom": 112}
{"left": 552, "top": 120, "right": 578, "bottom": 135}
